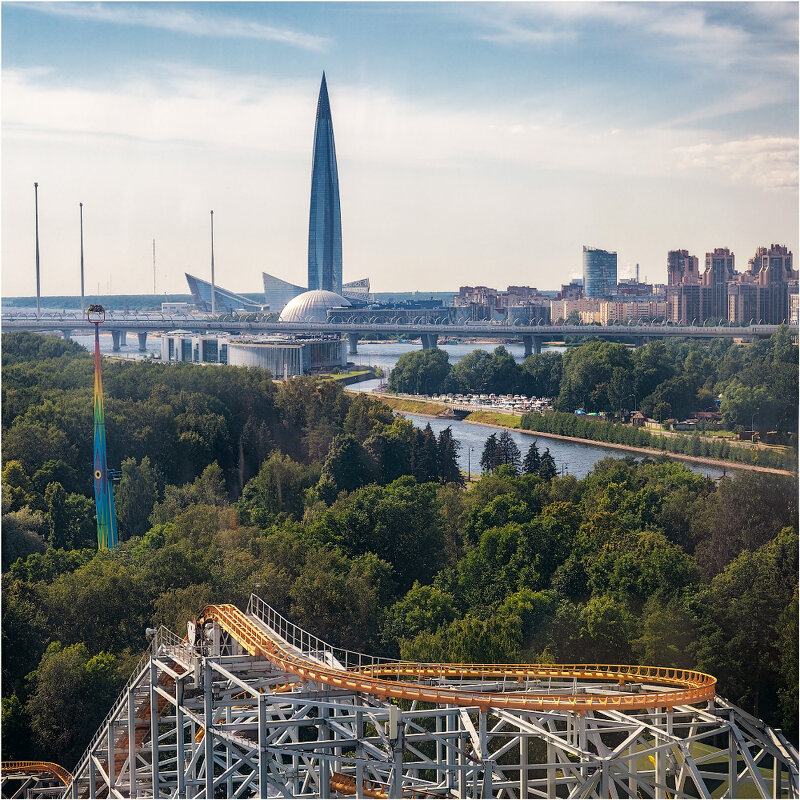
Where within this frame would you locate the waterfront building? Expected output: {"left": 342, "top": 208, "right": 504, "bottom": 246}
{"left": 308, "top": 73, "right": 343, "bottom": 295}
{"left": 262, "top": 272, "right": 307, "bottom": 313}
{"left": 582, "top": 246, "right": 617, "bottom": 298}
{"left": 161, "top": 331, "right": 228, "bottom": 364}
{"left": 263, "top": 272, "right": 371, "bottom": 313}
{"left": 227, "top": 336, "right": 345, "bottom": 376}
{"left": 279, "top": 289, "right": 351, "bottom": 324}
{"left": 185, "top": 274, "right": 264, "bottom": 313}
{"left": 160, "top": 330, "right": 344, "bottom": 376}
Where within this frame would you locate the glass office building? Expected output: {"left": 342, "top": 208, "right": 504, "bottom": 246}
{"left": 582, "top": 246, "right": 618, "bottom": 298}
{"left": 308, "top": 73, "right": 343, "bottom": 295}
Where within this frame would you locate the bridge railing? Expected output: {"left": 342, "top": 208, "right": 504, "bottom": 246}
{"left": 247, "top": 594, "right": 392, "bottom": 672}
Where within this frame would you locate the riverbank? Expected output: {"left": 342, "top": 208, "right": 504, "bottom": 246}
{"left": 375, "top": 393, "right": 794, "bottom": 476}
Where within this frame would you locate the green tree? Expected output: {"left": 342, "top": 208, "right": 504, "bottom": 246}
{"left": 521, "top": 352, "right": 562, "bottom": 398}
{"left": 26, "top": 642, "right": 119, "bottom": 767}
{"left": 538, "top": 448, "right": 558, "bottom": 481}
{"left": 316, "top": 434, "right": 374, "bottom": 502}
{"left": 494, "top": 430, "right": 522, "bottom": 475}
{"left": 239, "top": 451, "right": 316, "bottom": 525}
{"left": 450, "top": 350, "right": 492, "bottom": 394}
{"left": 556, "top": 341, "right": 634, "bottom": 412}
{"left": 522, "top": 441, "right": 541, "bottom": 475}
{"left": 116, "top": 456, "right": 159, "bottom": 539}
{"left": 480, "top": 433, "right": 498, "bottom": 474}
{"left": 2, "top": 461, "right": 36, "bottom": 512}
{"left": 44, "top": 482, "right": 69, "bottom": 549}
{"left": 411, "top": 424, "right": 439, "bottom": 483}
{"left": 436, "top": 426, "right": 463, "bottom": 485}
{"left": 1, "top": 507, "right": 47, "bottom": 572}
{"left": 388, "top": 348, "right": 451, "bottom": 395}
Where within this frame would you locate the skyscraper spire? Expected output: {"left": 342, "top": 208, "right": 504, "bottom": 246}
{"left": 308, "top": 72, "right": 342, "bottom": 294}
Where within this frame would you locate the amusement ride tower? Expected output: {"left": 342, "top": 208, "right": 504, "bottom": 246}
{"left": 88, "top": 304, "right": 118, "bottom": 549}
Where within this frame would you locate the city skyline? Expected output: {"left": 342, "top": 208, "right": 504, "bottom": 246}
{"left": 2, "top": 1, "right": 798, "bottom": 297}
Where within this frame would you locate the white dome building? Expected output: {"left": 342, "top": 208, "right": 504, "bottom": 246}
{"left": 279, "top": 290, "right": 351, "bottom": 324}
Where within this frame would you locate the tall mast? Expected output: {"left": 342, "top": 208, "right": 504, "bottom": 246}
{"left": 88, "top": 304, "right": 118, "bottom": 550}
{"left": 210, "top": 210, "right": 216, "bottom": 316}
{"left": 34, "top": 182, "right": 41, "bottom": 319}
{"left": 80, "top": 202, "right": 85, "bottom": 313}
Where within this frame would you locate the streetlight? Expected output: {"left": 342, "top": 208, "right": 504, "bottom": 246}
{"left": 467, "top": 447, "right": 473, "bottom": 481}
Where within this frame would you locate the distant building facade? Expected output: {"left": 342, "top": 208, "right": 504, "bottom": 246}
{"left": 160, "top": 331, "right": 344, "bottom": 376}
{"left": 583, "top": 247, "right": 618, "bottom": 298}
{"left": 185, "top": 274, "right": 264, "bottom": 314}
{"left": 453, "top": 285, "right": 551, "bottom": 323}
{"left": 308, "top": 73, "right": 343, "bottom": 295}
{"left": 667, "top": 244, "right": 796, "bottom": 324}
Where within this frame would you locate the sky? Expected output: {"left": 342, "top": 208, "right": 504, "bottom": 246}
{"left": 2, "top": 1, "right": 798, "bottom": 297}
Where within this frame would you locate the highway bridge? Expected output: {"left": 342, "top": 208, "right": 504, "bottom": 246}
{"left": 2, "top": 311, "right": 793, "bottom": 356}
{"left": 4, "top": 595, "right": 796, "bottom": 798}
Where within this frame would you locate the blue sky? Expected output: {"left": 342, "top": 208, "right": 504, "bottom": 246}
{"left": 2, "top": 2, "right": 798, "bottom": 296}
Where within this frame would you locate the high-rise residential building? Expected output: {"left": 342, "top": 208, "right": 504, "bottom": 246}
{"left": 308, "top": 72, "right": 343, "bottom": 295}
{"left": 701, "top": 247, "right": 735, "bottom": 321}
{"left": 667, "top": 250, "right": 700, "bottom": 287}
{"left": 582, "top": 246, "right": 617, "bottom": 297}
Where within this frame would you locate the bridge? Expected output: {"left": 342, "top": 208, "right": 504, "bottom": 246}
{"left": 1, "top": 311, "right": 792, "bottom": 356}
{"left": 5, "top": 594, "right": 796, "bottom": 799}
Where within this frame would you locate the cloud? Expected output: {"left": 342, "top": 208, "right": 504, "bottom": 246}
{"left": 17, "top": 2, "right": 329, "bottom": 51}
{"left": 673, "top": 136, "right": 799, "bottom": 192}
{"left": 5, "top": 65, "right": 796, "bottom": 197}
{"left": 471, "top": 2, "right": 795, "bottom": 71}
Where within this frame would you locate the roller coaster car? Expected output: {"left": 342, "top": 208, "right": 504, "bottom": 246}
{"left": 87, "top": 304, "right": 106, "bottom": 324}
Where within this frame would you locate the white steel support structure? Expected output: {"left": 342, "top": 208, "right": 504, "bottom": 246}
{"left": 60, "top": 595, "right": 799, "bottom": 799}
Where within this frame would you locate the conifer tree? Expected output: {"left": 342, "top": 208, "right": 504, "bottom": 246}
{"left": 522, "top": 440, "right": 541, "bottom": 474}
{"left": 411, "top": 424, "right": 439, "bottom": 483}
{"left": 496, "top": 430, "right": 522, "bottom": 475}
{"left": 538, "top": 448, "right": 558, "bottom": 481}
{"left": 480, "top": 433, "right": 498, "bottom": 474}
{"left": 436, "top": 426, "right": 463, "bottom": 485}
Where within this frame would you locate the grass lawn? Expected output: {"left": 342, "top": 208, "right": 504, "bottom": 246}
{"left": 463, "top": 410, "right": 522, "bottom": 428}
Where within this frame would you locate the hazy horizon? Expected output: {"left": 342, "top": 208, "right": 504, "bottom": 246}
{"left": 3, "top": 2, "right": 798, "bottom": 297}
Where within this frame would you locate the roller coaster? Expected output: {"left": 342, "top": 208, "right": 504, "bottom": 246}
{"left": 3, "top": 594, "right": 798, "bottom": 798}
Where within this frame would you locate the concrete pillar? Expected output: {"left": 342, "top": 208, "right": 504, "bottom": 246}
{"left": 120, "top": 330, "right": 128, "bottom": 346}
{"left": 523, "top": 335, "right": 533, "bottom": 357}
{"left": 111, "top": 330, "right": 122, "bottom": 351}
{"left": 421, "top": 333, "right": 438, "bottom": 349}
{"left": 61, "top": 329, "right": 72, "bottom": 341}
{"left": 348, "top": 333, "right": 358, "bottom": 356}
{"left": 532, "top": 336, "right": 543, "bottom": 355}
{"left": 137, "top": 332, "right": 147, "bottom": 352}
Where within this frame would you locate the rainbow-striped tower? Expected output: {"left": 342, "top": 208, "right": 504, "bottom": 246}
{"left": 88, "top": 305, "right": 118, "bottom": 549}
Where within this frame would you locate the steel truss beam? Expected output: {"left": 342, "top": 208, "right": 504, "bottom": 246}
{"left": 62, "top": 597, "right": 799, "bottom": 799}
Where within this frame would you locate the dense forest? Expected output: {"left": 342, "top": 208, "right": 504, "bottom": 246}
{"left": 388, "top": 329, "right": 799, "bottom": 438}
{"left": 1, "top": 331, "right": 797, "bottom": 771}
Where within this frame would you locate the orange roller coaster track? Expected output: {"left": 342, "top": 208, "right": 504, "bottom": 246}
{"left": 201, "top": 603, "right": 716, "bottom": 712}
{"left": 1, "top": 761, "right": 73, "bottom": 785}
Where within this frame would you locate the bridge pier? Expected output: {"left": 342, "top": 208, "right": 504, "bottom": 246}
{"left": 61, "top": 329, "right": 72, "bottom": 341}
{"left": 137, "top": 332, "right": 148, "bottom": 352}
{"left": 522, "top": 335, "right": 542, "bottom": 357}
{"left": 111, "top": 330, "right": 122, "bottom": 352}
{"left": 348, "top": 333, "right": 358, "bottom": 356}
{"left": 421, "top": 333, "right": 438, "bottom": 350}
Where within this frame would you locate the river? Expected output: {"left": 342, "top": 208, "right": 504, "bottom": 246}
{"left": 57, "top": 332, "right": 727, "bottom": 478}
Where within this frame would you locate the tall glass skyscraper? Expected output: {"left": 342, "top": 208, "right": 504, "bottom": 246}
{"left": 583, "top": 246, "right": 618, "bottom": 298}
{"left": 308, "top": 73, "right": 343, "bottom": 295}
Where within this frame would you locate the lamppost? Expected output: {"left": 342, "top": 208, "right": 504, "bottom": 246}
{"left": 467, "top": 447, "right": 473, "bottom": 481}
